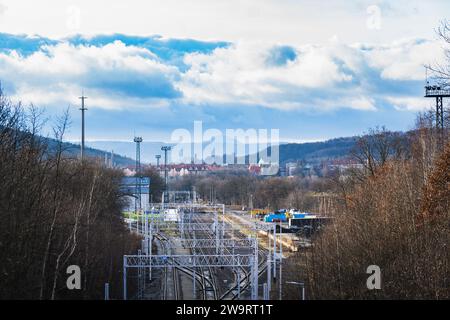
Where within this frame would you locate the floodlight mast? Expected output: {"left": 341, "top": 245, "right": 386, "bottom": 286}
{"left": 424, "top": 72, "right": 450, "bottom": 149}
{"left": 161, "top": 146, "right": 172, "bottom": 202}
{"left": 134, "top": 137, "right": 143, "bottom": 210}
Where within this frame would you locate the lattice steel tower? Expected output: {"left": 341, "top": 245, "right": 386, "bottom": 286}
{"left": 425, "top": 83, "right": 449, "bottom": 149}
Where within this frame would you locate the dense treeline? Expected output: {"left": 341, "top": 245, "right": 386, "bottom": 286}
{"left": 142, "top": 166, "right": 165, "bottom": 202}
{"left": 0, "top": 94, "right": 139, "bottom": 299}
{"left": 279, "top": 136, "right": 358, "bottom": 164}
{"left": 297, "top": 121, "right": 449, "bottom": 299}
{"left": 291, "top": 23, "right": 450, "bottom": 299}
{"left": 171, "top": 173, "right": 331, "bottom": 212}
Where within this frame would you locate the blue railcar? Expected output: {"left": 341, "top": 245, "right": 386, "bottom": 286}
{"left": 263, "top": 213, "right": 287, "bottom": 223}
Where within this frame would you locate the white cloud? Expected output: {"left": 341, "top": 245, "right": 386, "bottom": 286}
{"left": 0, "top": 40, "right": 180, "bottom": 109}
{"left": 178, "top": 42, "right": 357, "bottom": 109}
{"left": 386, "top": 96, "right": 433, "bottom": 111}
{"left": 342, "top": 96, "right": 377, "bottom": 111}
{"left": 178, "top": 38, "right": 442, "bottom": 111}
{"left": 0, "top": 35, "right": 445, "bottom": 114}
{"left": 0, "top": 0, "right": 448, "bottom": 45}
{"left": 365, "top": 38, "right": 447, "bottom": 80}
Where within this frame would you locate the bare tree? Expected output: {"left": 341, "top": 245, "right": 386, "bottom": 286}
{"left": 351, "top": 126, "right": 406, "bottom": 178}
{"left": 0, "top": 92, "right": 140, "bottom": 299}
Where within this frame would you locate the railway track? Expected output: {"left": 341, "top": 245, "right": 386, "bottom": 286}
{"left": 155, "top": 234, "right": 176, "bottom": 300}
{"left": 219, "top": 245, "right": 270, "bottom": 300}
{"left": 156, "top": 232, "right": 218, "bottom": 300}
{"left": 188, "top": 213, "right": 267, "bottom": 300}
{"left": 184, "top": 217, "right": 219, "bottom": 300}
{"left": 147, "top": 207, "right": 265, "bottom": 300}
{"left": 231, "top": 251, "right": 269, "bottom": 300}
{"left": 173, "top": 265, "right": 179, "bottom": 300}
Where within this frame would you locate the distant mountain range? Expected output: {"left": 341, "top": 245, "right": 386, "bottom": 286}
{"left": 83, "top": 136, "right": 358, "bottom": 166}
{"left": 279, "top": 136, "right": 358, "bottom": 165}
{"left": 45, "top": 138, "right": 136, "bottom": 166}
{"left": 85, "top": 141, "right": 172, "bottom": 164}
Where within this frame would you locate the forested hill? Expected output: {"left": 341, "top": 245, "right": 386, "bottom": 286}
{"left": 279, "top": 136, "right": 358, "bottom": 165}
{"left": 56, "top": 134, "right": 391, "bottom": 167}
{"left": 44, "top": 137, "right": 135, "bottom": 166}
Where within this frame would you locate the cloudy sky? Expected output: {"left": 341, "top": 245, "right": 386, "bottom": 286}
{"left": 0, "top": 0, "right": 448, "bottom": 144}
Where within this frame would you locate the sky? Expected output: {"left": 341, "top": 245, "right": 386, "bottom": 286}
{"left": 0, "top": 0, "right": 448, "bottom": 145}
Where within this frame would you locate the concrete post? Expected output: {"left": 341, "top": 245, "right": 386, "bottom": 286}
{"left": 123, "top": 256, "right": 127, "bottom": 300}
{"left": 104, "top": 283, "right": 109, "bottom": 300}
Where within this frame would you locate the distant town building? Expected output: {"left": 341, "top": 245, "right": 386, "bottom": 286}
{"left": 285, "top": 162, "right": 298, "bottom": 176}
{"left": 324, "top": 158, "right": 364, "bottom": 174}
{"left": 156, "top": 163, "right": 222, "bottom": 177}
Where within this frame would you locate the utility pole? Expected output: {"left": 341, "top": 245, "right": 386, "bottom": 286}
{"left": 161, "top": 146, "right": 171, "bottom": 202}
{"left": 286, "top": 281, "right": 305, "bottom": 300}
{"left": 110, "top": 150, "right": 114, "bottom": 168}
{"left": 79, "top": 93, "right": 88, "bottom": 160}
{"left": 279, "top": 221, "right": 283, "bottom": 300}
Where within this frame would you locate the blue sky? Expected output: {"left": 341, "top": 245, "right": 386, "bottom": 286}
{"left": 0, "top": 0, "right": 448, "bottom": 144}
